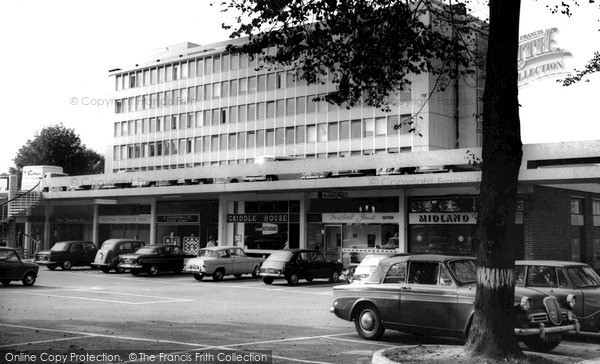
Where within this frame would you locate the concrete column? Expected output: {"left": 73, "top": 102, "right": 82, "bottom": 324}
{"left": 44, "top": 204, "right": 51, "bottom": 250}
{"left": 92, "top": 204, "right": 99, "bottom": 246}
{"left": 217, "top": 195, "right": 227, "bottom": 246}
{"left": 398, "top": 189, "right": 407, "bottom": 253}
{"left": 300, "top": 193, "right": 309, "bottom": 249}
{"left": 150, "top": 198, "right": 157, "bottom": 245}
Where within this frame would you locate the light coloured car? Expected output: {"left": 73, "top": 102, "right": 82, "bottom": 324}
{"left": 348, "top": 253, "right": 403, "bottom": 283}
{"left": 516, "top": 260, "right": 600, "bottom": 333}
{"left": 91, "top": 239, "right": 146, "bottom": 273}
{"left": 183, "top": 246, "right": 265, "bottom": 281}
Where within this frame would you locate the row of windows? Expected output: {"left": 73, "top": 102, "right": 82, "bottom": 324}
{"left": 114, "top": 73, "right": 312, "bottom": 114}
{"left": 571, "top": 198, "right": 600, "bottom": 216}
{"left": 113, "top": 146, "right": 410, "bottom": 164}
{"left": 114, "top": 114, "right": 412, "bottom": 141}
{"left": 115, "top": 94, "right": 347, "bottom": 132}
{"left": 113, "top": 117, "right": 410, "bottom": 161}
{"left": 115, "top": 49, "right": 283, "bottom": 91}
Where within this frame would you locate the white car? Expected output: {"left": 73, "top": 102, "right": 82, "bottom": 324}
{"left": 183, "top": 246, "right": 265, "bottom": 281}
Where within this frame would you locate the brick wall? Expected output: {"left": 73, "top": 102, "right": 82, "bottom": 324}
{"left": 523, "top": 185, "right": 600, "bottom": 268}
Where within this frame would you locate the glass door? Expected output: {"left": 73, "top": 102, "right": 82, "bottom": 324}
{"left": 324, "top": 225, "right": 342, "bottom": 262}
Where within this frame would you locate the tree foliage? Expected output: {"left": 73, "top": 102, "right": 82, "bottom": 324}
{"left": 10, "top": 124, "right": 104, "bottom": 176}
{"left": 219, "top": 0, "right": 483, "bottom": 110}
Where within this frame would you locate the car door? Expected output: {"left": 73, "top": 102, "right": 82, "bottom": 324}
{"left": 0, "top": 250, "right": 24, "bottom": 279}
{"left": 311, "top": 251, "right": 330, "bottom": 278}
{"left": 377, "top": 262, "right": 406, "bottom": 325}
{"left": 83, "top": 242, "right": 97, "bottom": 264}
{"left": 70, "top": 243, "right": 86, "bottom": 265}
{"left": 400, "top": 260, "right": 459, "bottom": 331}
{"left": 218, "top": 249, "right": 233, "bottom": 274}
{"left": 233, "top": 248, "right": 252, "bottom": 274}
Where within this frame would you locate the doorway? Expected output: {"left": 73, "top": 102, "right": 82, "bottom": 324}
{"left": 324, "top": 225, "right": 342, "bottom": 262}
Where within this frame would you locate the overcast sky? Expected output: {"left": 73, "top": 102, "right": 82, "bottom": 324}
{"left": 1, "top": 0, "right": 599, "bottom": 174}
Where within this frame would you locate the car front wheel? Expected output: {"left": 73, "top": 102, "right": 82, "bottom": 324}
{"left": 262, "top": 277, "right": 274, "bottom": 285}
{"left": 194, "top": 273, "right": 204, "bottom": 281}
{"left": 329, "top": 271, "right": 340, "bottom": 283}
{"left": 354, "top": 306, "right": 385, "bottom": 340}
{"left": 100, "top": 266, "right": 111, "bottom": 273}
{"left": 22, "top": 272, "right": 36, "bottom": 286}
{"left": 148, "top": 265, "right": 159, "bottom": 276}
{"left": 47, "top": 264, "right": 57, "bottom": 270}
{"left": 521, "top": 337, "right": 562, "bottom": 352}
{"left": 61, "top": 260, "right": 72, "bottom": 270}
{"left": 287, "top": 273, "right": 299, "bottom": 286}
{"left": 130, "top": 269, "right": 141, "bottom": 276}
{"left": 212, "top": 269, "right": 224, "bottom": 281}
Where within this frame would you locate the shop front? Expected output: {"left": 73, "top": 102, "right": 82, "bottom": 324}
{"left": 97, "top": 203, "right": 152, "bottom": 245}
{"left": 226, "top": 200, "right": 301, "bottom": 250}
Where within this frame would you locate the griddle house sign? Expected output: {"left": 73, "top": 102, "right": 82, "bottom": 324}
{"left": 518, "top": 27, "right": 572, "bottom": 86}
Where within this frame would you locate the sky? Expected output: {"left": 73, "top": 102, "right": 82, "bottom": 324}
{"left": 0, "top": 0, "right": 599, "bottom": 174}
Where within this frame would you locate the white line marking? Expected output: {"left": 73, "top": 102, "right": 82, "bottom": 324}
{"left": 219, "top": 332, "right": 357, "bottom": 347}
{"left": 323, "top": 336, "right": 397, "bottom": 347}
{"left": 16, "top": 291, "right": 193, "bottom": 305}
{"left": 0, "top": 335, "right": 96, "bottom": 348}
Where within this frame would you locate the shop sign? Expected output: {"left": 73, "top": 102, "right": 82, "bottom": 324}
{"left": 409, "top": 213, "right": 477, "bottom": 224}
{"left": 227, "top": 214, "right": 295, "bottom": 223}
{"left": 321, "top": 213, "right": 399, "bottom": 224}
{"left": 50, "top": 216, "right": 90, "bottom": 223}
{"left": 319, "top": 191, "right": 348, "bottom": 199}
{"left": 518, "top": 27, "right": 572, "bottom": 86}
{"left": 255, "top": 223, "right": 278, "bottom": 235}
{"left": 156, "top": 214, "right": 199, "bottom": 224}
{"left": 98, "top": 215, "right": 152, "bottom": 224}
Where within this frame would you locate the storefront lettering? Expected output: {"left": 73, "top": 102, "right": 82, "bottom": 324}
{"left": 227, "top": 214, "right": 289, "bottom": 223}
{"left": 156, "top": 214, "right": 199, "bottom": 223}
{"left": 326, "top": 213, "right": 389, "bottom": 223}
{"left": 409, "top": 213, "right": 477, "bottom": 224}
{"left": 518, "top": 27, "right": 572, "bottom": 86}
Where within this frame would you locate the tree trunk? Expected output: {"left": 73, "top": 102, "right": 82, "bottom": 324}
{"left": 464, "top": 0, "right": 524, "bottom": 359}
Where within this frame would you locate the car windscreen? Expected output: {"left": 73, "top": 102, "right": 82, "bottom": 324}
{"left": 101, "top": 242, "right": 114, "bottom": 250}
{"left": 134, "top": 248, "right": 158, "bottom": 254}
{"left": 355, "top": 255, "right": 390, "bottom": 275}
{"left": 448, "top": 259, "right": 477, "bottom": 283}
{"left": 50, "top": 242, "right": 69, "bottom": 251}
{"left": 266, "top": 251, "right": 294, "bottom": 262}
{"left": 567, "top": 266, "right": 600, "bottom": 288}
{"left": 0, "top": 250, "right": 18, "bottom": 261}
{"left": 197, "top": 250, "right": 218, "bottom": 258}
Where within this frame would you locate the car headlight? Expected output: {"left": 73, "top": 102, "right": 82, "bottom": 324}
{"left": 567, "top": 294, "right": 577, "bottom": 309}
{"left": 520, "top": 296, "right": 531, "bottom": 313}
{"left": 567, "top": 310, "right": 574, "bottom": 321}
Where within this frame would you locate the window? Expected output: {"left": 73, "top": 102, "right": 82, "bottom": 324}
{"left": 205, "top": 57, "right": 213, "bottom": 74}
{"left": 307, "top": 96, "right": 317, "bottom": 113}
{"left": 383, "top": 263, "right": 407, "bottom": 284}
{"left": 247, "top": 131, "right": 255, "bottom": 148}
{"left": 158, "top": 67, "right": 165, "bottom": 83}
{"left": 317, "top": 95, "right": 328, "bottom": 112}
{"left": 229, "top": 106, "right": 237, "bottom": 123}
{"left": 266, "top": 129, "right": 275, "bottom": 146}
{"left": 213, "top": 56, "right": 221, "bottom": 73}
{"left": 173, "top": 64, "right": 180, "bottom": 80}
{"left": 114, "top": 123, "right": 119, "bottom": 137}
{"left": 340, "top": 121, "right": 349, "bottom": 140}
{"left": 296, "top": 126, "right": 305, "bottom": 143}
{"left": 197, "top": 59, "right": 204, "bottom": 76}
{"left": 238, "top": 104, "right": 247, "bottom": 122}
{"left": 285, "top": 127, "right": 294, "bottom": 144}
{"left": 189, "top": 60, "right": 196, "bottom": 78}
{"left": 230, "top": 79, "right": 238, "bottom": 96}
{"left": 238, "top": 132, "right": 246, "bottom": 149}
{"left": 212, "top": 109, "right": 220, "bottom": 126}
{"left": 307, "top": 125, "right": 317, "bottom": 142}
{"left": 165, "top": 65, "right": 172, "bottom": 82}
{"left": 296, "top": 97, "right": 305, "bottom": 114}
{"left": 266, "top": 101, "right": 275, "bottom": 118}
{"left": 594, "top": 200, "right": 600, "bottom": 216}
{"left": 228, "top": 133, "right": 236, "bottom": 150}
{"left": 203, "top": 136, "right": 210, "bottom": 152}
{"left": 276, "top": 72, "right": 285, "bottom": 89}
{"left": 275, "top": 128, "right": 284, "bottom": 145}
{"left": 571, "top": 198, "right": 583, "bottom": 214}
{"left": 276, "top": 100, "right": 285, "bottom": 117}
{"left": 256, "top": 130, "right": 265, "bottom": 147}
{"left": 221, "top": 109, "right": 227, "bottom": 124}
{"left": 408, "top": 261, "right": 440, "bottom": 285}
{"left": 317, "top": 124, "right": 327, "bottom": 142}
{"left": 212, "top": 83, "right": 221, "bottom": 99}
{"left": 328, "top": 122, "right": 338, "bottom": 141}
{"left": 247, "top": 104, "right": 256, "bottom": 121}
{"left": 222, "top": 54, "right": 230, "bottom": 72}
{"left": 363, "top": 118, "right": 374, "bottom": 137}
{"left": 194, "top": 137, "right": 201, "bottom": 153}
{"left": 258, "top": 102, "right": 266, "bottom": 119}
{"left": 231, "top": 54, "right": 239, "bottom": 70}
{"left": 286, "top": 71, "right": 295, "bottom": 87}
{"left": 257, "top": 74, "right": 266, "bottom": 92}
{"left": 171, "top": 115, "right": 178, "bottom": 130}
{"left": 267, "top": 73, "right": 276, "bottom": 90}
{"left": 211, "top": 135, "right": 219, "bottom": 151}
{"left": 248, "top": 76, "right": 257, "bottom": 93}
{"left": 203, "top": 110, "right": 211, "bottom": 126}
{"left": 375, "top": 117, "right": 387, "bottom": 136}
{"left": 239, "top": 78, "right": 247, "bottom": 94}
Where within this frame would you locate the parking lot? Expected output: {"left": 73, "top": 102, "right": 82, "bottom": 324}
{"left": 1, "top": 268, "right": 599, "bottom": 364}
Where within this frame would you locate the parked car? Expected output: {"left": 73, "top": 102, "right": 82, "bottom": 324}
{"left": 183, "top": 246, "right": 266, "bottom": 281}
{"left": 34, "top": 241, "right": 98, "bottom": 270}
{"left": 259, "top": 249, "right": 343, "bottom": 286}
{"left": 330, "top": 254, "right": 580, "bottom": 352}
{"left": 118, "top": 244, "right": 194, "bottom": 276}
{"left": 91, "top": 239, "right": 146, "bottom": 273}
{"left": 0, "top": 247, "right": 39, "bottom": 286}
{"left": 347, "top": 253, "right": 403, "bottom": 283}
{"left": 515, "top": 260, "right": 600, "bottom": 333}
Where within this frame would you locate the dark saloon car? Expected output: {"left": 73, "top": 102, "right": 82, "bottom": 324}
{"left": 516, "top": 260, "right": 600, "bottom": 333}
{"left": 34, "top": 241, "right": 98, "bottom": 270}
{"left": 0, "top": 247, "right": 39, "bottom": 286}
{"left": 118, "top": 244, "right": 194, "bottom": 276}
{"left": 259, "top": 249, "right": 343, "bottom": 285}
{"left": 331, "top": 254, "right": 580, "bottom": 352}
{"left": 91, "top": 239, "right": 146, "bottom": 273}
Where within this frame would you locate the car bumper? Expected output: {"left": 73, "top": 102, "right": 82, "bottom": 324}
{"left": 183, "top": 266, "right": 205, "bottom": 273}
{"left": 514, "top": 320, "right": 580, "bottom": 339}
{"left": 118, "top": 263, "right": 142, "bottom": 269}
{"left": 34, "top": 259, "right": 57, "bottom": 265}
{"left": 259, "top": 272, "right": 284, "bottom": 278}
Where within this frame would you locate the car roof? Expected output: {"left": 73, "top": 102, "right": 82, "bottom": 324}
{"left": 366, "top": 254, "right": 475, "bottom": 283}
{"left": 515, "top": 260, "right": 589, "bottom": 267}
{"left": 200, "top": 246, "right": 241, "bottom": 251}
{"left": 102, "top": 239, "right": 145, "bottom": 244}
{"left": 0, "top": 247, "right": 17, "bottom": 251}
